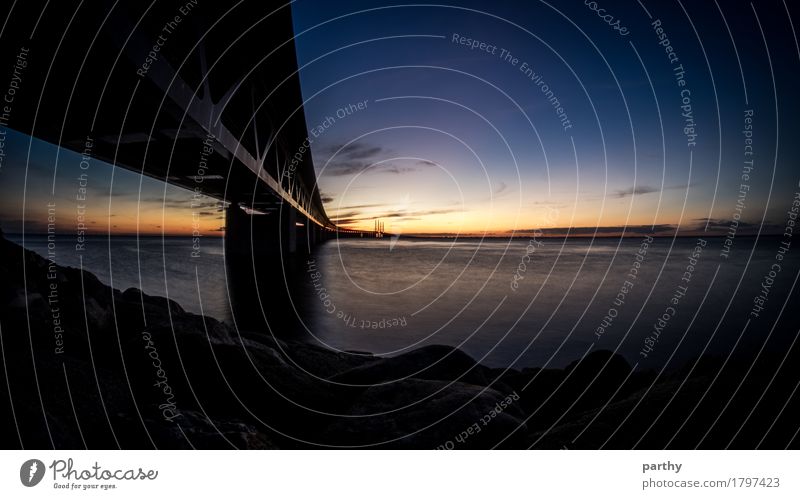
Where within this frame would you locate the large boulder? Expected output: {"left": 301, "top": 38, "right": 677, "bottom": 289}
{"left": 324, "top": 379, "right": 526, "bottom": 448}
{"left": 332, "top": 344, "right": 493, "bottom": 387}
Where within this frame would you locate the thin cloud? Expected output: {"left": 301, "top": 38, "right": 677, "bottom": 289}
{"left": 333, "top": 203, "right": 384, "bottom": 210}
{"left": 140, "top": 196, "right": 219, "bottom": 210}
{"left": 612, "top": 185, "right": 659, "bottom": 198}
{"left": 319, "top": 141, "right": 428, "bottom": 177}
{"left": 379, "top": 165, "right": 417, "bottom": 175}
{"left": 338, "top": 207, "right": 462, "bottom": 224}
{"left": 325, "top": 163, "right": 370, "bottom": 176}
{"left": 510, "top": 224, "right": 676, "bottom": 236}
{"left": 612, "top": 183, "right": 694, "bottom": 199}
{"left": 695, "top": 217, "right": 758, "bottom": 229}
{"left": 331, "top": 218, "right": 359, "bottom": 225}
{"left": 323, "top": 143, "right": 385, "bottom": 160}
{"left": 329, "top": 210, "right": 362, "bottom": 221}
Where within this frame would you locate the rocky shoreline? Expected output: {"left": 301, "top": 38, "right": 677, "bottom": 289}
{"left": 1, "top": 230, "right": 797, "bottom": 449}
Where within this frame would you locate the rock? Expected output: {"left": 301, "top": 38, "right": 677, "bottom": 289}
{"left": 324, "top": 379, "right": 526, "bottom": 448}
{"left": 277, "top": 340, "right": 377, "bottom": 378}
{"left": 332, "top": 344, "right": 491, "bottom": 386}
{"left": 150, "top": 410, "right": 279, "bottom": 449}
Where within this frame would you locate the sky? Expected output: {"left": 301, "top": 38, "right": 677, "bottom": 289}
{"left": 0, "top": 0, "right": 798, "bottom": 237}
{"left": 291, "top": 0, "right": 800, "bottom": 235}
{"left": 0, "top": 128, "right": 225, "bottom": 236}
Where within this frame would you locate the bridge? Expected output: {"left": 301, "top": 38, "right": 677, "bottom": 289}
{"left": 0, "top": 0, "right": 376, "bottom": 262}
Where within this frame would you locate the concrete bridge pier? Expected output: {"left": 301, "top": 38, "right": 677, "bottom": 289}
{"left": 224, "top": 204, "right": 319, "bottom": 258}
{"left": 223, "top": 204, "right": 315, "bottom": 336}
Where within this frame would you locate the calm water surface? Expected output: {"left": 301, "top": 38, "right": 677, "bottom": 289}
{"left": 13, "top": 234, "right": 799, "bottom": 369}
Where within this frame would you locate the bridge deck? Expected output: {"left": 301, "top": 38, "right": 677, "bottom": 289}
{"left": 1, "top": 0, "right": 344, "bottom": 233}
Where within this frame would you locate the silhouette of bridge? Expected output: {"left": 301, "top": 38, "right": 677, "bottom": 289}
{"left": 2, "top": 0, "right": 376, "bottom": 258}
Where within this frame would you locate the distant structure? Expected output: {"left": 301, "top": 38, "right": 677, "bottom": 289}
{"left": 374, "top": 219, "right": 385, "bottom": 238}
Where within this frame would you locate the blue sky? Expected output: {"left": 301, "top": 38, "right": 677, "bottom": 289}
{"left": 291, "top": 0, "right": 799, "bottom": 234}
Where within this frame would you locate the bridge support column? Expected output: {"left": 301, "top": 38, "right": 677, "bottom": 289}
{"left": 282, "top": 208, "right": 297, "bottom": 254}
{"left": 224, "top": 204, "right": 310, "bottom": 336}
{"left": 295, "top": 214, "right": 326, "bottom": 254}
{"left": 225, "top": 204, "right": 307, "bottom": 257}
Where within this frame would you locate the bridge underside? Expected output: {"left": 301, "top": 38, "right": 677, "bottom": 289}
{"left": 1, "top": 0, "right": 383, "bottom": 333}
{"left": 2, "top": 0, "right": 373, "bottom": 255}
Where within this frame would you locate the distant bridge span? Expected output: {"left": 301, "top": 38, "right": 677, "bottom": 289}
{"left": 2, "top": 0, "right": 374, "bottom": 253}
